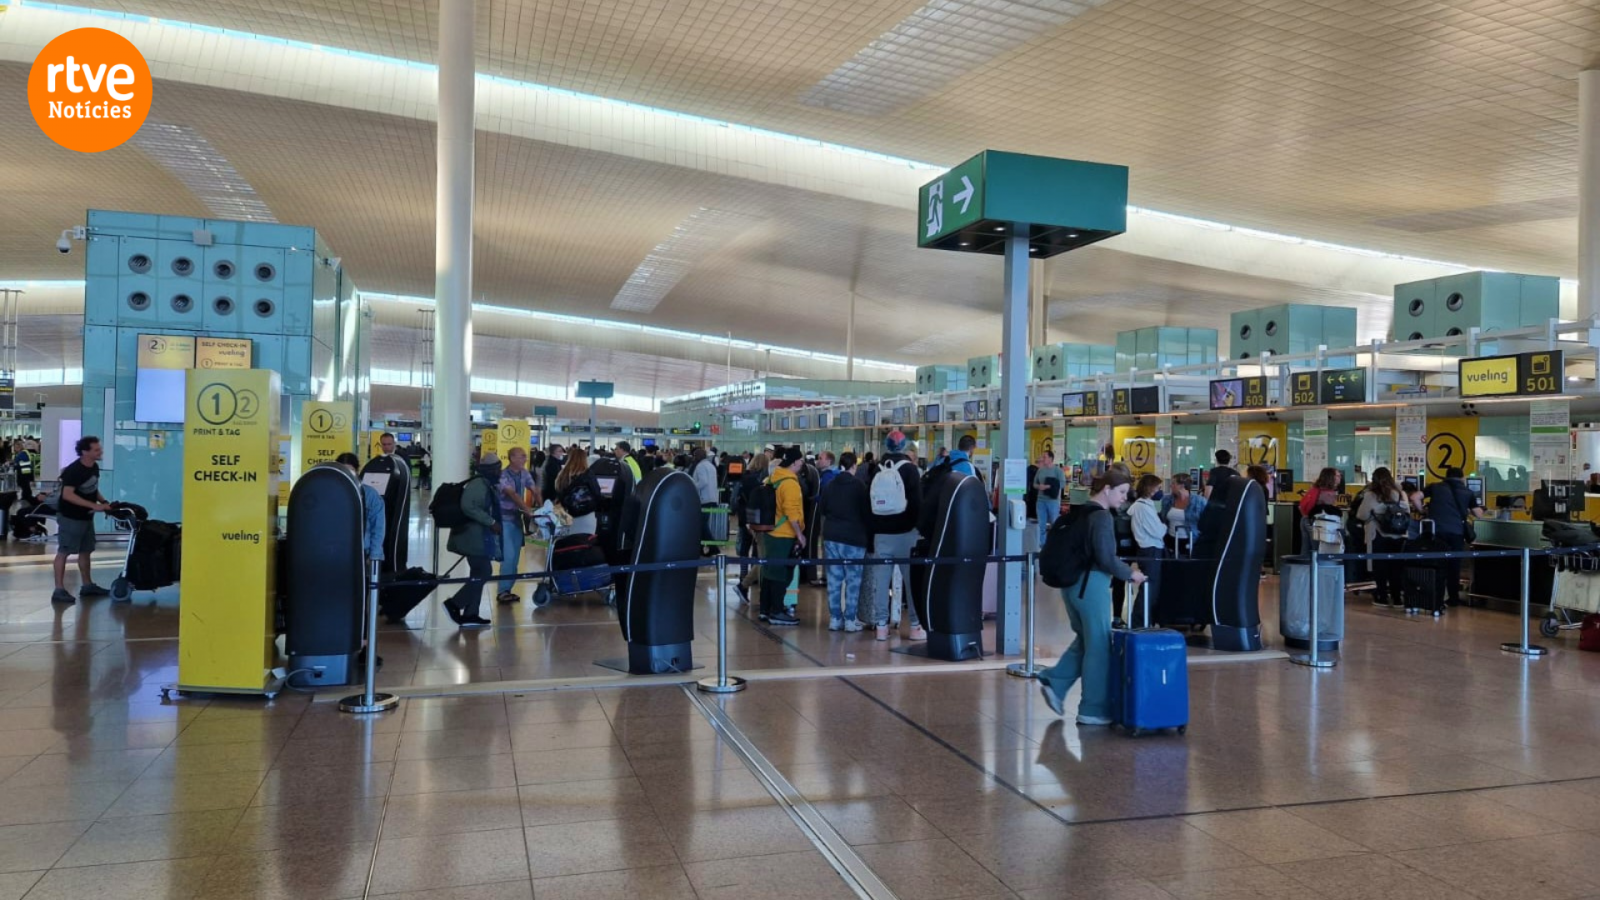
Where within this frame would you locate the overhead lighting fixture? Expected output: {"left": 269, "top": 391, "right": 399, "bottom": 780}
{"left": 611, "top": 207, "right": 764, "bottom": 314}
{"left": 799, "top": 0, "right": 1113, "bottom": 117}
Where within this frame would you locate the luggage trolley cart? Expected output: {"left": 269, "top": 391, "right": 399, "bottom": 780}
{"left": 527, "top": 510, "right": 615, "bottom": 609}
{"left": 1540, "top": 522, "right": 1600, "bottom": 637}
{"left": 107, "top": 505, "right": 180, "bottom": 602}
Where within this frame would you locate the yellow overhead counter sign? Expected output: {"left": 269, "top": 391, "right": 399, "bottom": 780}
{"left": 1460, "top": 351, "right": 1561, "bottom": 399}
{"left": 179, "top": 368, "right": 281, "bottom": 695}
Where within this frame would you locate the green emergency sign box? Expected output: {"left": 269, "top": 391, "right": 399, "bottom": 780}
{"left": 917, "top": 150, "right": 1129, "bottom": 257}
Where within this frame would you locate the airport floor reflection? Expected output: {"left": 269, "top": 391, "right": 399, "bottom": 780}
{"left": 9, "top": 533, "right": 1600, "bottom": 897}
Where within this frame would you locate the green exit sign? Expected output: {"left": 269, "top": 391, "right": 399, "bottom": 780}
{"left": 917, "top": 150, "right": 1129, "bottom": 258}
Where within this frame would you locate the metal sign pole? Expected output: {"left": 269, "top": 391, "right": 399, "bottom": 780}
{"left": 1502, "top": 547, "right": 1550, "bottom": 656}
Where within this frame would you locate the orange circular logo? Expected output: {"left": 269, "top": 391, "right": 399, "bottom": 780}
{"left": 28, "top": 28, "right": 151, "bottom": 153}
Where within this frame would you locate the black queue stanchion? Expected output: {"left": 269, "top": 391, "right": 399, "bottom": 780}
{"left": 698, "top": 554, "right": 747, "bottom": 694}
{"left": 1289, "top": 549, "right": 1336, "bottom": 670}
{"left": 340, "top": 559, "right": 400, "bottom": 714}
{"left": 1502, "top": 546, "right": 1550, "bottom": 657}
{"left": 1006, "top": 553, "right": 1042, "bottom": 680}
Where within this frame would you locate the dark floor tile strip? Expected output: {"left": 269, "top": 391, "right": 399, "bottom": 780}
{"left": 679, "top": 683, "right": 896, "bottom": 900}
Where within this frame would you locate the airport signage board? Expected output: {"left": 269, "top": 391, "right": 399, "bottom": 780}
{"left": 1289, "top": 368, "right": 1368, "bottom": 406}
{"left": 1112, "top": 386, "right": 1161, "bottom": 416}
{"left": 195, "top": 337, "right": 252, "bottom": 370}
{"left": 1209, "top": 376, "right": 1267, "bottom": 411}
{"left": 917, "top": 151, "right": 1130, "bottom": 258}
{"left": 1060, "top": 391, "right": 1099, "bottom": 417}
{"left": 962, "top": 400, "right": 989, "bottom": 422}
{"left": 1459, "top": 350, "right": 1562, "bottom": 399}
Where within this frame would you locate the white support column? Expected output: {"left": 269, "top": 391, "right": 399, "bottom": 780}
{"left": 432, "top": 0, "right": 475, "bottom": 484}
{"left": 845, "top": 291, "right": 856, "bottom": 381}
{"left": 1583, "top": 70, "right": 1600, "bottom": 323}
{"left": 996, "top": 234, "right": 1030, "bottom": 656}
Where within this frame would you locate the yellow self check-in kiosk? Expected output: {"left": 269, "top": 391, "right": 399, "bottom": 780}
{"left": 177, "top": 368, "right": 282, "bottom": 696}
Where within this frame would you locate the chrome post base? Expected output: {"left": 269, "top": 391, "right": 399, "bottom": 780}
{"left": 338, "top": 693, "right": 400, "bottom": 714}
{"left": 1288, "top": 654, "right": 1336, "bottom": 669}
{"left": 1500, "top": 642, "right": 1550, "bottom": 657}
{"left": 697, "top": 676, "right": 747, "bottom": 694}
{"left": 1005, "top": 663, "right": 1041, "bottom": 679}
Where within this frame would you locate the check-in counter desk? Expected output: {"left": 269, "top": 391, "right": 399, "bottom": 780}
{"left": 1469, "top": 518, "right": 1554, "bottom": 611}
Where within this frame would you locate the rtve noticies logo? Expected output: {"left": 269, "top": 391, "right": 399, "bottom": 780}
{"left": 27, "top": 28, "right": 151, "bottom": 153}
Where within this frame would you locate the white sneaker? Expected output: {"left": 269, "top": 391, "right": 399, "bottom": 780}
{"left": 909, "top": 626, "right": 927, "bottom": 642}
{"left": 844, "top": 620, "right": 864, "bottom": 633}
{"left": 828, "top": 618, "right": 843, "bottom": 631}
{"left": 1075, "top": 714, "right": 1113, "bottom": 726}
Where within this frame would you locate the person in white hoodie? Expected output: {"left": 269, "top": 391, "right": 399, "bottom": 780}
{"left": 1127, "top": 474, "right": 1167, "bottom": 626}
{"left": 691, "top": 447, "right": 721, "bottom": 556}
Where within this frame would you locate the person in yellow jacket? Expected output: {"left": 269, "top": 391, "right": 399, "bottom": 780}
{"left": 760, "top": 446, "right": 807, "bottom": 626}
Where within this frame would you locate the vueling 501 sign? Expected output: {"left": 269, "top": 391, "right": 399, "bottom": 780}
{"left": 28, "top": 28, "right": 151, "bottom": 152}
{"left": 1459, "top": 351, "right": 1562, "bottom": 399}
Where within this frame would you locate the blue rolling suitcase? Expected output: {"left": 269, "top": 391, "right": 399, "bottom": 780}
{"left": 1110, "top": 584, "right": 1189, "bottom": 737}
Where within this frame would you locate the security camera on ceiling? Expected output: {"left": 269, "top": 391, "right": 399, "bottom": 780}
{"left": 55, "top": 226, "right": 85, "bottom": 255}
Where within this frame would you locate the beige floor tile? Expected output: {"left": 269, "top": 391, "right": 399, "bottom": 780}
{"left": 99, "top": 769, "right": 260, "bottom": 819}
{"left": 3, "top": 748, "right": 160, "bottom": 786}
{"left": 516, "top": 777, "right": 652, "bottom": 828}
{"left": 141, "top": 741, "right": 283, "bottom": 778}
{"left": 57, "top": 808, "right": 242, "bottom": 868}
{"left": 198, "top": 840, "right": 373, "bottom": 900}
{"left": 395, "top": 728, "right": 513, "bottom": 761}
{"left": 272, "top": 732, "right": 401, "bottom": 768}
{"left": 371, "top": 881, "right": 533, "bottom": 900}
{"left": 0, "top": 820, "right": 90, "bottom": 873}
{"left": 370, "top": 881, "right": 532, "bottom": 900}
{"left": 0, "top": 780, "right": 130, "bottom": 825}
{"left": 949, "top": 815, "right": 1137, "bottom": 891}
{"left": 382, "top": 786, "right": 525, "bottom": 839}
{"left": 1186, "top": 807, "right": 1367, "bottom": 865}
{"left": 371, "top": 827, "right": 531, "bottom": 895}
{"left": 1077, "top": 818, "right": 1259, "bottom": 878}
{"left": 684, "top": 850, "right": 856, "bottom": 900}
{"left": 0, "top": 871, "right": 44, "bottom": 900}
{"left": 1153, "top": 865, "right": 1320, "bottom": 900}
{"left": 854, "top": 838, "right": 1010, "bottom": 899}
{"left": 250, "top": 762, "right": 393, "bottom": 808}
{"left": 523, "top": 817, "right": 678, "bottom": 879}
{"left": 1480, "top": 782, "right": 1600, "bottom": 830}
{"left": 227, "top": 796, "right": 387, "bottom": 853}
{"left": 657, "top": 804, "right": 814, "bottom": 863}
{"left": 640, "top": 766, "right": 778, "bottom": 813}
{"left": 390, "top": 754, "right": 517, "bottom": 795}
{"left": 505, "top": 720, "right": 618, "bottom": 754}
{"left": 1391, "top": 838, "right": 1600, "bottom": 899}
{"left": 1274, "top": 853, "right": 1468, "bottom": 900}
{"left": 1016, "top": 880, "right": 1177, "bottom": 900}
{"left": 511, "top": 745, "right": 634, "bottom": 786}
{"left": 1381, "top": 792, "right": 1570, "bottom": 842}
{"left": 22, "top": 856, "right": 215, "bottom": 900}
{"left": 532, "top": 864, "right": 697, "bottom": 900}
{"left": 811, "top": 795, "right": 945, "bottom": 846}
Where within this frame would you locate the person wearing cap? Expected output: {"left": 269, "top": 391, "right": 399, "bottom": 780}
{"left": 442, "top": 452, "right": 503, "bottom": 628}
{"left": 1038, "top": 463, "right": 1145, "bottom": 726}
{"left": 759, "top": 447, "right": 807, "bottom": 626}
{"left": 865, "top": 430, "right": 926, "bottom": 642}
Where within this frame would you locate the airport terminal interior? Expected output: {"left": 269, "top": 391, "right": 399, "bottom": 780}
{"left": 13, "top": 1, "right": 1600, "bottom": 898}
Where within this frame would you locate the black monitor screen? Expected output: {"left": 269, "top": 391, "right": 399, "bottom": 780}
{"left": 862, "top": 410, "right": 877, "bottom": 427}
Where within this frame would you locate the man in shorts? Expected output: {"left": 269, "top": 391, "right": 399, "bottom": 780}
{"left": 53, "top": 436, "right": 112, "bottom": 604}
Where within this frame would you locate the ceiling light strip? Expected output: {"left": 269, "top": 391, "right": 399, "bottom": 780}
{"left": 130, "top": 121, "right": 276, "bottom": 222}
{"left": 801, "top": 0, "right": 1112, "bottom": 117}
{"left": 611, "top": 208, "right": 765, "bottom": 314}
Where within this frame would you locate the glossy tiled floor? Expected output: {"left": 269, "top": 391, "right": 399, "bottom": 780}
{"left": 9, "top": 522, "right": 1600, "bottom": 898}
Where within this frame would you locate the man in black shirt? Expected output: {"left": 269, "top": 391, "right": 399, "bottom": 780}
{"left": 1204, "top": 449, "right": 1235, "bottom": 499}
{"left": 1425, "top": 466, "right": 1487, "bottom": 607}
{"left": 818, "top": 452, "right": 872, "bottom": 631}
{"left": 54, "top": 436, "right": 112, "bottom": 604}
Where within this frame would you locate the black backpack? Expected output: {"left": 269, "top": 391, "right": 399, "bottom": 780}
{"left": 744, "top": 478, "right": 780, "bottom": 532}
{"left": 429, "top": 481, "right": 470, "bottom": 529}
{"left": 560, "top": 477, "right": 599, "bottom": 518}
{"left": 921, "top": 457, "right": 960, "bottom": 498}
{"left": 1041, "top": 505, "right": 1107, "bottom": 592}
{"left": 1376, "top": 497, "right": 1412, "bottom": 539}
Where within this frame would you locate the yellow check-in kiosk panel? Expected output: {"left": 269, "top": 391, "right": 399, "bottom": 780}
{"left": 178, "top": 369, "right": 281, "bottom": 694}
